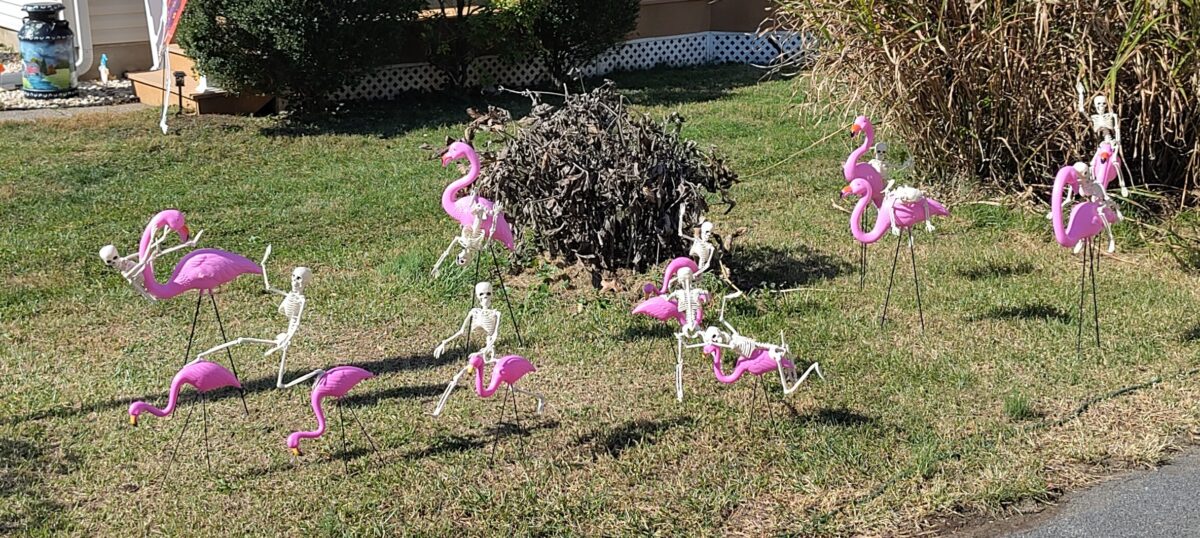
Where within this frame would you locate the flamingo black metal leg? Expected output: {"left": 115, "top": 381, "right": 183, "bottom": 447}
{"left": 157, "top": 394, "right": 196, "bottom": 482}
{"left": 490, "top": 249, "right": 525, "bottom": 347}
{"left": 201, "top": 392, "right": 211, "bottom": 473}
{"left": 761, "top": 376, "right": 775, "bottom": 424}
{"left": 859, "top": 242, "right": 867, "bottom": 292}
{"left": 879, "top": 233, "right": 903, "bottom": 328}
{"left": 1077, "top": 239, "right": 1088, "bottom": 356}
{"left": 346, "top": 404, "right": 380, "bottom": 455}
{"left": 908, "top": 228, "right": 926, "bottom": 334}
{"left": 182, "top": 292, "right": 203, "bottom": 366}
{"left": 1090, "top": 237, "right": 1101, "bottom": 348}
{"left": 337, "top": 400, "right": 350, "bottom": 474}
{"left": 208, "top": 293, "right": 249, "bottom": 415}
{"left": 490, "top": 388, "right": 511, "bottom": 463}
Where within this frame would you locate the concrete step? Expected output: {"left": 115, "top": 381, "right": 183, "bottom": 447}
{"left": 129, "top": 45, "right": 275, "bottom": 115}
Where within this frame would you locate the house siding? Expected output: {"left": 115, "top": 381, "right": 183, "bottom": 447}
{"left": 1, "top": 0, "right": 148, "bottom": 45}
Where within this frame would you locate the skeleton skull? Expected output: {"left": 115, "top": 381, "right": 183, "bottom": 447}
{"left": 475, "top": 281, "right": 493, "bottom": 308}
{"left": 703, "top": 326, "right": 726, "bottom": 346}
{"left": 1093, "top": 95, "right": 1108, "bottom": 115}
{"left": 875, "top": 141, "right": 888, "bottom": 155}
{"left": 291, "top": 267, "right": 312, "bottom": 291}
{"left": 676, "top": 267, "right": 693, "bottom": 286}
{"left": 99, "top": 245, "right": 120, "bottom": 267}
{"left": 699, "top": 221, "right": 714, "bottom": 241}
{"left": 1073, "top": 162, "right": 1090, "bottom": 177}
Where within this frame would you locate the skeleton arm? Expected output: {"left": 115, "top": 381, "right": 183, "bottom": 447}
{"left": 718, "top": 290, "right": 742, "bottom": 334}
{"left": 434, "top": 312, "right": 472, "bottom": 358}
{"left": 260, "top": 245, "right": 287, "bottom": 296}
{"left": 280, "top": 368, "right": 325, "bottom": 390}
{"left": 121, "top": 229, "right": 203, "bottom": 280}
{"left": 678, "top": 203, "right": 697, "bottom": 241}
{"left": 193, "top": 336, "right": 279, "bottom": 362}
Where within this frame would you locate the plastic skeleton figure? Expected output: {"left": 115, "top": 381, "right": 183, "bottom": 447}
{"left": 887, "top": 185, "right": 937, "bottom": 237}
{"left": 1070, "top": 162, "right": 1122, "bottom": 253}
{"left": 99, "top": 228, "right": 204, "bottom": 301}
{"left": 693, "top": 291, "right": 824, "bottom": 395}
{"left": 431, "top": 282, "right": 504, "bottom": 415}
{"left": 193, "top": 245, "right": 311, "bottom": 388}
{"left": 432, "top": 196, "right": 502, "bottom": 278}
{"left": 678, "top": 203, "right": 716, "bottom": 275}
{"left": 669, "top": 266, "right": 710, "bottom": 401}
{"left": 1077, "top": 84, "right": 1128, "bottom": 197}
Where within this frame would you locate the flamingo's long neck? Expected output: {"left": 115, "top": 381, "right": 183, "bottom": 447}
{"left": 473, "top": 364, "right": 503, "bottom": 398}
{"left": 844, "top": 124, "right": 874, "bottom": 179}
{"left": 710, "top": 347, "right": 741, "bottom": 384}
{"left": 442, "top": 149, "right": 481, "bottom": 222}
{"left": 288, "top": 392, "right": 328, "bottom": 448}
{"left": 1050, "top": 166, "right": 1075, "bottom": 248}
{"left": 139, "top": 256, "right": 180, "bottom": 299}
{"left": 850, "top": 186, "right": 891, "bottom": 244}
{"left": 133, "top": 375, "right": 188, "bottom": 418}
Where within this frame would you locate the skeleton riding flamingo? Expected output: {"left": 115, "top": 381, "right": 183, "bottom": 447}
{"left": 1051, "top": 162, "right": 1121, "bottom": 352}
{"left": 440, "top": 141, "right": 514, "bottom": 251}
{"left": 845, "top": 116, "right": 889, "bottom": 289}
{"left": 287, "top": 366, "right": 377, "bottom": 459}
{"left": 842, "top": 177, "right": 948, "bottom": 331}
{"left": 633, "top": 257, "right": 710, "bottom": 326}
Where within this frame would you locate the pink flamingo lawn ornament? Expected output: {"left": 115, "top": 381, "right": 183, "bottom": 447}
{"left": 842, "top": 178, "right": 949, "bottom": 331}
{"left": 431, "top": 352, "right": 545, "bottom": 460}
{"left": 127, "top": 360, "right": 242, "bottom": 472}
{"left": 439, "top": 140, "right": 525, "bottom": 345}
{"left": 846, "top": 116, "right": 888, "bottom": 290}
{"left": 286, "top": 366, "right": 379, "bottom": 470}
{"left": 632, "top": 257, "right": 710, "bottom": 326}
{"left": 1050, "top": 162, "right": 1122, "bottom": 352}
{"left": 107, "top": 210, "right": 261, "bottom": 412}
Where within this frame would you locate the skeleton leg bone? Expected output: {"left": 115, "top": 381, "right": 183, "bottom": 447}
{"left": 431, "top": 365, "right": 472, "bottom": 416}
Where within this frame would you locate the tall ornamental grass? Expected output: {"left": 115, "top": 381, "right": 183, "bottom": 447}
{"left": 770, "top": 0, "right": 1199, "bottom": 209}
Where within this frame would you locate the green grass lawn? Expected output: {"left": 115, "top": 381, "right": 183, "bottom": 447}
{"left": 2, "top": 65, "right": 1199, "bottom": 536}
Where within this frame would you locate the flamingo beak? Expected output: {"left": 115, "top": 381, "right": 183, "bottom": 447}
{"left": 840, "top": 184, "right": 853, "bottom": 198}
{"left": 179, "top": 224, "right": 190, "bottom": 242}
{"left": 129, "top": 415, "right": 138, "bottom": 427}
{"left": 1099, "top": 151, "right": 1111, "bottom": 163}
{"left": 850, "top": 124, "right": 861, "bottom": 137}
{"left": 440, "top": 154, "right": 452, "bottom": 166}
{"left": 290, "top": 447, "right": 301, "bottom": 457}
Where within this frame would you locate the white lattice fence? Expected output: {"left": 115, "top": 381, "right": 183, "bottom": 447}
{"left": 333, "top": 31, "right": 801, "bottom": 102}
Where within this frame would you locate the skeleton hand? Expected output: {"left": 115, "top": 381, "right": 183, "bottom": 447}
{"left": 186, "top": 229, "right": 204, "bottom": 247}
{"left": 434, "top": 342, "right": 447, "bottom": 359}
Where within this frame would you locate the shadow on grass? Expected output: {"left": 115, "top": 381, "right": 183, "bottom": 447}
{"left": 340, "top": 383, "right": 446, "bottom": 407}
{"left": 574, "top": 416, "right": 695, "bottom": 460}
{"left": 259, "top": 64, "right": 768, "bottom": 139}
{"left": 600, "top": 64, "right": 769, "bottom": 108}
{"left": 968, "top": 303, "right": 1072, "bottom": 324}
{"left": 0, "top": 436, "right": 77, "bottom": 533}
{"left": 4, "top": 351, "right": 452, "bottom": 427}
{"left": 403, "top": 419, "right": 560, "bottom": 461}
{"left": 728, "top": 244, "right": 850, "bottom": 292}
{"left": 617, "top": 322, "right": 676, "bottom": 342}
{"left": 1182, "top": 324, "right": 1200, "bottom": 342}
{"left": 954, "top": 261, "right": 1035, "bottom": 281}
{"left": 789, "top": 407, "right": 875, "bottom": 428}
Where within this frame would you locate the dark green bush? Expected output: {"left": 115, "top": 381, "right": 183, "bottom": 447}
{"left": 526, "top": 0, "right": 640, "bottom": 83}
{"left": 177, "top": 0, "right": 424, "bottom": 106}
{"left": 421, "top": 1, "right": 536, "bottom": 91}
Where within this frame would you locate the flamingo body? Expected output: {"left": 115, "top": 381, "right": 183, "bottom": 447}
{"left": 707, "top": 345, "right": 794, "bottom": 385}
{"left": 632, "top": 293, "right": 708, "bottom": 327}
{"left": 844, "top": 178, "right": 948, "bottom": 245}
{"left": 138, "top": 209, "right": 190, "bottom": 259}
{"left": 142, "top": 248, "right": 261, "bottom": 300}
{"left": 441, "top": 141, "right": 515, "bottom": 251}
{"left": 469, "top": 354, "right": 535, "bottom": 399}
{"left": 1050, "top": 164, "right": 1121, "bottom": 249}
{"left": 128, "top": 360, "right": 241, "bottom": 424}
{"left": 286, "top": 366, "right": 375, "bottom": 454}
{"left": 1091, "top": 142, "right": 1119, "bottom": 192}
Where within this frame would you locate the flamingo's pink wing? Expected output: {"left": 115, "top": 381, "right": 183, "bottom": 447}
{"left": 1066, "top": 202, "right": 1105, "bottom": 239}
{"left": 496, "top": 355, "right": 536, "bottom": 384}
{"left": 319, "top": 366, "right": 375, "bottom": 398}
{"left": 182, "top": 360, "right": 242, "bottom": 392}
{"left": 925, "top": 198, "right": 950, "bottom": 217}
{"left": 169, "top": 249, "right": 261, "bottom": 291}
{"left": 632, "top": 296, "right": 683, "bottom": 324}
{"left": 453, "top": 196, "right": 515, "bottom": 250}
